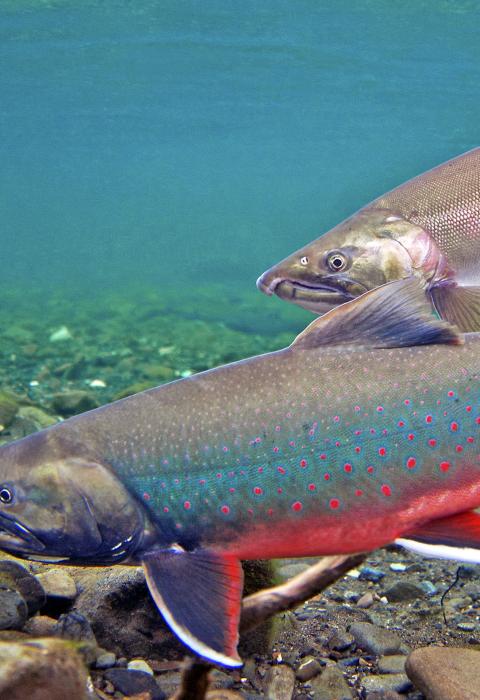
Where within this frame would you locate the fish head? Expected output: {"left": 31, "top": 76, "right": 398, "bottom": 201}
{"left": 0, "top": 430, "right": 146, "bottom": 564}
{"left": 257, "top": 209, "right": 439, "bottom": 313}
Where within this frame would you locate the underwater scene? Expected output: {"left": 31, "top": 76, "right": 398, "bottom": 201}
{"left": 1, "top": 1, "right": 480, "bottom": 698}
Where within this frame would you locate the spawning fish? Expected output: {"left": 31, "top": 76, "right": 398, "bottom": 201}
{"left": 257, "top": 148, "right": 480, "bottom": 330}
{"left": 1, "top": 279, "right": 480, "bottom": 666}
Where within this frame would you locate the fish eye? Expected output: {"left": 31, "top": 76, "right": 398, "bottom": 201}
{"left": 0, "top": 486, "right": 14, "bottom": 504}
{"left": 300, "top": 256, "right": 309, "bottom": 265}
{"left": 326, "top": 250, "right": 348, "bottom": 272}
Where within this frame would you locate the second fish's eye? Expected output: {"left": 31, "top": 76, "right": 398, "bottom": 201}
{"left": 326, "top": 251, "right": 348, "bottom": 272}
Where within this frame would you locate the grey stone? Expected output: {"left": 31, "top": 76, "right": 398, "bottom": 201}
{"left": 308, "top": 665, "right": 353, "bottom": 700}
{"left": 95, "top": 651, "right": 116, "bottom": 669}
{"left": 264, "top": 664, "right": 295, "bottom": 700}
{"left": 295, "top": 656, "right": 322, "bottom": 681}
{"left": 406, "top": 646, "right": 480, "bottom": 700}
{"left": 0, "top": 560, "right": 46, "bottom": 614}
{"left": 377, "top": 655, "right": 406, "bottom": 674}
{"left": 24, "top": 614, "right": 57, "bottom": 637}
{"left": 0, "top": 588, "right": 27, "bottom": 630}
{"left": 52, "top": 611, "right": 96, "bottom": 643}
{"left": 349, "top": 622, "right": 401, "bottom": 656}
{"left": 329, "top": 629, "right": 355, "bottom": 651}
{"left": 36, "top": 568, "right": 77, "bottom": 600}
{"left": 51, "top": 390, "right": 99, "bottom": 416}
{"left": 104, "top": 668, "right": 165, "bottom": 700}
{"left": 0, "top": 637, "right": 90, "bottom": 700}
{"left": 361, "top": 673, "right": 412, "bottom": 693}
{"left": 384, "top": 581, "right": 426, "bottom": 602}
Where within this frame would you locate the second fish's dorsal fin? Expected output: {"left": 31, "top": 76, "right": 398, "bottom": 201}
{"left": 291, "top": 277, "right": 462, "bottom": 350}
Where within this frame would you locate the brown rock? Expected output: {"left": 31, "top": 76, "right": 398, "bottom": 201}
{"left": 264, "top": 664, "right": 296, "bottom": 700}
{"left": 0, "top": 637, "right": 90, "bottom": 700}
{"left": 406, "top": 646, "right": 480, "bottom": 700}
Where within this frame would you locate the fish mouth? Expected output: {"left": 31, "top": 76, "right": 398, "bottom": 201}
{"left": 0, "top": 515, "right": 45, "bottom": 554}
{"left": 258, "top": 275, "right": 354, "bottom": 305}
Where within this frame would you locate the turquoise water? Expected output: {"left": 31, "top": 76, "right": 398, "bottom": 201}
{"left": 1, "top": 0, "right": 479, "bottom": 333}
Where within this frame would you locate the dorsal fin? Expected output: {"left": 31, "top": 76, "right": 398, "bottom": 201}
{"left": 291, "top": 277, "right": 462, "bottom": 349}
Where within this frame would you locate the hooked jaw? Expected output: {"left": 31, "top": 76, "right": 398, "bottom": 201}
{"left": 0, "top": 513, "right": 45, "bottom": 555}
{"left": 256, "top": 267, "right": 356, "bottom": 313}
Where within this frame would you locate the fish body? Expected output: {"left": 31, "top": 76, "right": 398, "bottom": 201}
{"left": 257, "top": 148, "right": 480, "bottom": 330}
{"left": 0, "top": 280, "right": 480, "bottom": 665}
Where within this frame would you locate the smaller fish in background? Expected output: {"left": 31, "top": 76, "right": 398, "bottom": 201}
{"left": 257, "top": 147, "right": 480, "bottom": 330}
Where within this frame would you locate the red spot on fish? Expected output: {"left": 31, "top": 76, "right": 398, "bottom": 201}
{"left": 448, "top": 390, "right": 454, "bottom": 397}
{"left": 289, "top": 440, "right": 295, "bottom": 447}
{"left": 300, "top": 459, "right": 307, "bottom": 468}
{"left": 163, "top": 506, "right": 169, "bottom": 513}
{"left": 404, "top": 399, "right": 410, "bottom": 405}
{"left": 408, "top": 433, "right": 415, "bottom": 441}
{"left": 275, "top": 425, "right": 281, "bottom": 431}
{"left": 329, "top": 498, "right": 340, "bottom": 509}
{"left": 354, "top": 405, "right": 360, "bottom": 411}
{"left": 456, "top": 445, "right": 463, "bottom": 453}
{"left": 426, "top": 415, "right": 432, "bottom": 424}
{"left": 367, "top": 466, "right": 374, "bottom": 474}
{"left": 229, "top": 487, "right": 235, "bottom": 493}
{"left": 221, "top": 505, "right": 230, "bottom": 515}
{"left": 398, "top": 420, "right": 405, "bottom": 427}
{"left": 199, "top": 479, "right": 206, "bottom": 485}
{"left": 406, "top": 457, "right": 416, "bottom": 469}
{"left": 320, "top": 453, "right": 327, "bottom": 460}
{"left": 355, "top": 446, "right": 361, "bottom": 453}
{"left": 344, "top": 463, "right": 352, "bottom": 473}
{"left": 428, "top": 438, "right": 436, "bottom": 447}
{"left": 258, "top": 467, "right": 264, "bottom": 474}
{"left": 216, "top": 473, "right": 222, "bottom": 479}
{"left": 381, "top": 484, "right": 391, "bottom": 497}
{"left": 355, "top": 489, "right": 363, "bottom": 496}
{"left": 467, "top": 436, "right": 474, "bottom": 443}
{"left": 324, "top": 473, "right": 331, "bottom": 481}
{"left": 450, "top": 422, "right": 458, "bottom": 432}
{"left": 292, "top": 501, "right": 303, "bottom": 512}
{"left": 466, "top": 406, "right": 472, "bottom": 412}
{"left": 277, "top": 487, "right": 283, "bottom": 494}
{"left": 247, "top": 508, "right": 253, "bottom": 515}
{"left": 476, "top": 417, "right": 480, "bottom": 424}
{"left": 378, "top": 447, "right": 386, "bottom": 456}
{"left": 308, "top": 483, "right": 316, "bottom": 491}
{"left": 174, "top": 479, "right": 179, "bottom": 484}
{"left": 277, "top": 466, "right": 286, "bottom": 474}
{"left": 223, "top": 446, "right": 229, "bottom": 452}
{"left": 440, "top": 461, "right": 450, "bottom": 472}
{"left": 377, "top": 405, "right": 384, "bottom": 412}
{"left": 143, "top": 492, "right": 150, "bottom": 501}
{"left": 335, "top": 440, "right": 341, "bottom": 447}
{"left": 184, "top": 501, "right": 191, "bottom": 510}
{"left": 333, "top": 416, "right": 340, "bottom": 422}
{"left": 273, "top": 446, "right": 279, "bottom": 453}
{"left": 253, "top": 487, "right": 263, "bottom": 496}
{"left": 267, "top": 508, "right": 273, "bottom": 516}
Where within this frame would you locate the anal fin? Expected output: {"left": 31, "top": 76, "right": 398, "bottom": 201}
{"left": 396, "top": 510, "right": 480, "bottom": 563}
{"left": 430, "top": 284, "right": 480, "bottom": 332}
{"left": 142, "top": 546, "right": 244, "bottom": 667}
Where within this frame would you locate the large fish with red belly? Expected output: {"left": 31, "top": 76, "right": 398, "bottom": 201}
{"left": 1, "top": 279, "right": 480, "bottom": 666}
{"left": 257, "top": 148, "right": 480, "bottom": 330}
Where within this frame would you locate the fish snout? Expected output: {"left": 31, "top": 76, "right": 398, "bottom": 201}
{"left": 256, "top": 268, "right": 284, "bottom": 296}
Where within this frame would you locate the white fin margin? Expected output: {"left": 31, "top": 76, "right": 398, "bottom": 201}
{"left": 395, "top": 538, "right": 480, "bottom": 564}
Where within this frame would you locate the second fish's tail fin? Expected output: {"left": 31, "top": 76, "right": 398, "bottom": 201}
{"left": 430, "top": 284, "right": 480, "bottom": 332}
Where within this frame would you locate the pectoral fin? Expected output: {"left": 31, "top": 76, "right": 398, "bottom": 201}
{"left": 430, "top": 284, "right": 480, "bottom": 332}
{"left": 142, "top": 546, "right": 244, "bottom": 667}
{"left": 396, "top": 510, "right": 480, "bottom": 563}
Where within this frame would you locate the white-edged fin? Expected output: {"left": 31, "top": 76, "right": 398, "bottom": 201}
{"left": 396, "top": 510, "right": 480, "bottom": 564}
{"left": 291, "top": 277, "right": 462, "bottom": 349}
{"left": 142, "top": 546, "right": 244, "bottom": 668}
{"left": 395, "top": 538, "right": 480, "bottom": 564}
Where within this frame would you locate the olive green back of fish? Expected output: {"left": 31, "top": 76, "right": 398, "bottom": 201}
{"left": 372, "top": 147, "right": 480, "bottom": 277}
